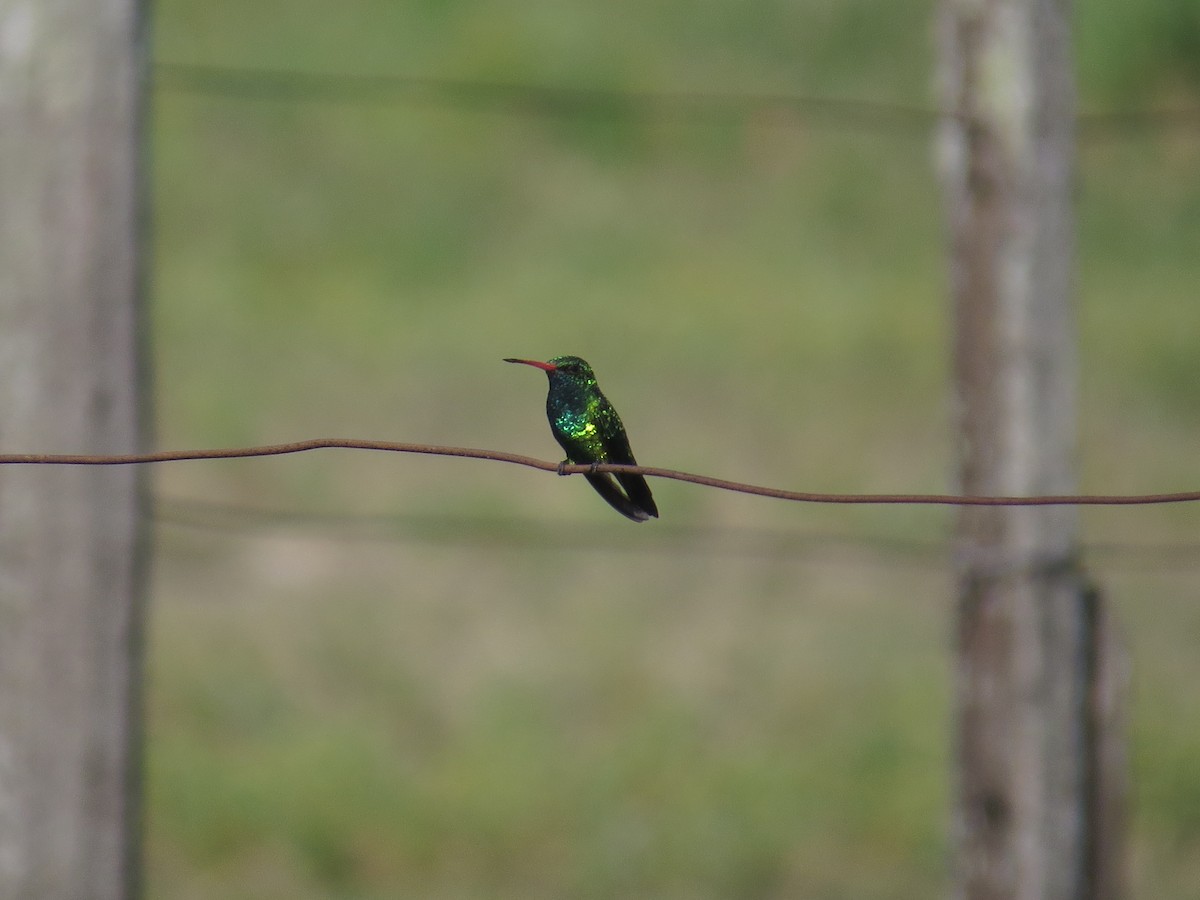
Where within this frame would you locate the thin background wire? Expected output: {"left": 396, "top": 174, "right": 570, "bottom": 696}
{"left": 152, "top": 62, "right": 1200, "bottom": 141}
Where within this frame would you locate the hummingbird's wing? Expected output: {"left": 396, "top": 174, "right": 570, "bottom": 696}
{"left": 596, "top": 403, "right": 659, "bottom": 521}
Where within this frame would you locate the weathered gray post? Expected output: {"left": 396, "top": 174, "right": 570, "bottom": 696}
{"left": 0, "top": 1, "right": 148, "bottom": 896}
{"left": 937, "top": 1, "right": 1126, "bottom": 898}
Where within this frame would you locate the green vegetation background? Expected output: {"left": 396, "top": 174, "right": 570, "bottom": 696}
{"left": 148, "top": 2, "right": 1200, "bottom": 897}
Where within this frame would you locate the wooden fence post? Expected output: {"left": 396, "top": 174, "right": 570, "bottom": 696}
{"left": 936, "top": 1, "right": 1127, "bottom": 897}
{"left": 0, "top": 1, "right": 148, "bottom": 896}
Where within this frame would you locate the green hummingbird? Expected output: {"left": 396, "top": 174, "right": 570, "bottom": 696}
{"left": 504, "top": 355, "right": 659, "bottom": 522}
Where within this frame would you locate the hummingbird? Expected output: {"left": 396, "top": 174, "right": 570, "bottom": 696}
{"left": 504, "top": 356, "right": 659, "bottom": 522}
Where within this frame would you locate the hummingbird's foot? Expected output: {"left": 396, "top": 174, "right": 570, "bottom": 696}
{"left": 557, "top": 460, "right": 602, "bottom": 476}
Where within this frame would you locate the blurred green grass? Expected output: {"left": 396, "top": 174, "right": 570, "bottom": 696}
{"left": 147, "top": 2, "right": 1200, "bottom": 897}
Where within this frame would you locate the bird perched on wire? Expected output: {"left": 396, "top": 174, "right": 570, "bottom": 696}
{"left": 504, "top": 355, "right": 659, "bottom": 522}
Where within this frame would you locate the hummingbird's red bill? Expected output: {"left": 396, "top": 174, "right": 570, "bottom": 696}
{"left": 503, "top": 358, "right": 557, "bottom": 371}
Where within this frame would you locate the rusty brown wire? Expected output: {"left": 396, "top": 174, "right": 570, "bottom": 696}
{"left": 2, "top": 439, "right": 1198, "bottom": 506}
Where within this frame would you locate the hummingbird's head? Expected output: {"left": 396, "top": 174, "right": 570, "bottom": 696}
{"left": 504, "top": 355, "right": 596, "bottom": 387}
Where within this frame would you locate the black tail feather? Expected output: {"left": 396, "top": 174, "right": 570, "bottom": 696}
{"left": 615, "top": 471, "right": 658, "bottom": 520}
{"left": 584, "top": 472, "right": 657, "bottom": 522}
